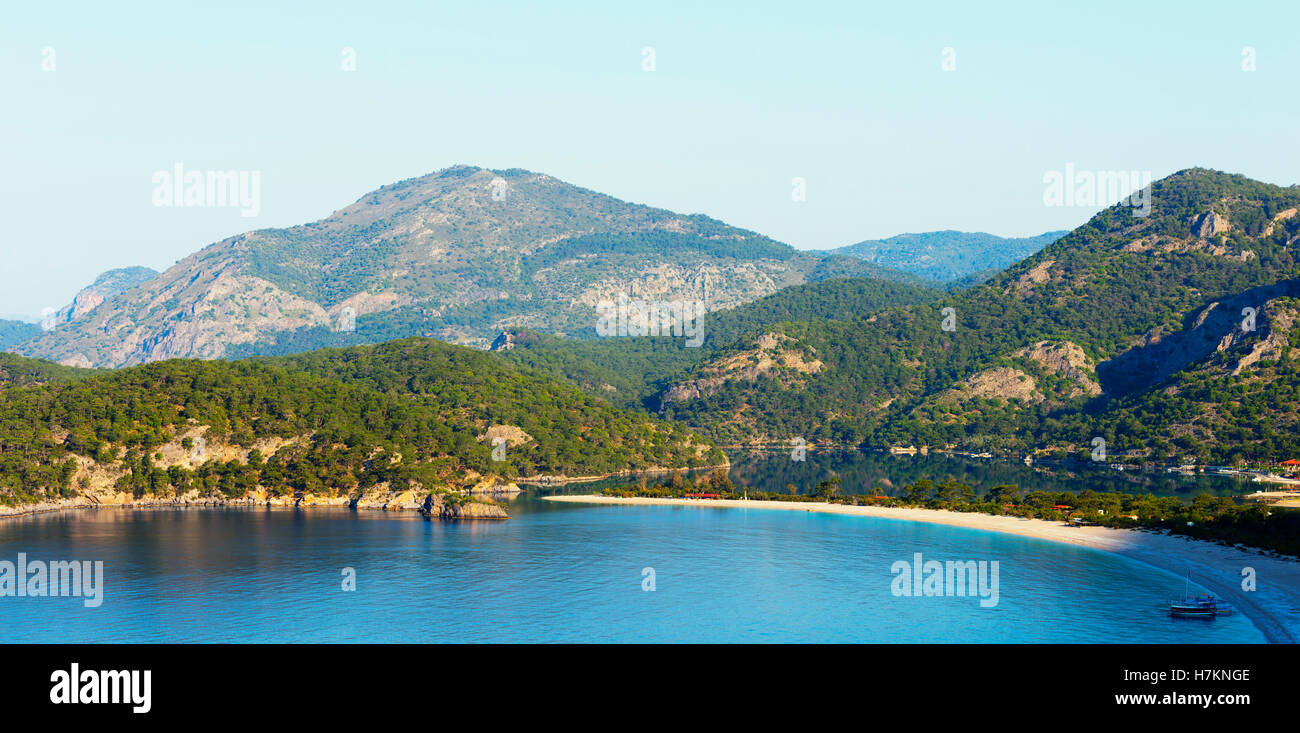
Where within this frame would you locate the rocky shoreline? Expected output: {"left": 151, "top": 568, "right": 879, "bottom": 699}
{"left": 0, "top": 485, "right": 509, "bottom": 521}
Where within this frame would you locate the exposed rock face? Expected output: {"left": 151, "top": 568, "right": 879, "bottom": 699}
{"left": 20, "top": 247, "right": 333, "bottom": 367}
{"left": 1263, "top": 208, "right": 1297, "bottom": 236}
{"left": 49, "top": 266, "right": 158, "bottom": 327}
{"left": 478, "top": 425, "right": 533, "bottom": 448}
{"left": 350, "top": 483, "right": 424, "bottom": 510}
{"left": 661, "top": 332, "right": 821, "bottom": 405}
{"left": 3, "top": 427, "right": 509, "bottom": 520}
{"left": 1, "top": 483, "right": 509, "bottom": 520}
{"left": 1218, "top": 300, "right": 1298, "bottom": 376}
{"left": 467, "top": 477, "right": 523, "bottom": 495}
{"left": 1190, "top": 211, "right": 1231, "bottom": 238}
{"left": 1010, "top": 259, "right": 1055, "bottom": 296}
{"left": 1098, "top": 279, "right": 1300, "bottom": 395}
{"left": 953, "top": 367, "right": 1041, "bottom": 402}
{"left": 1014, "top": 340, "right": 1102, "bottom": 397}
{"left": 422, "top": 492, "right": 508, "bottom": 519}
{"left": 489, "top": 332, "right": 515, "bottom": 351}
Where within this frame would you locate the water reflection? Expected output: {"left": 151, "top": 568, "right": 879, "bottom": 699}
{"left": 538, "top": 450, "right": 1249, "bottom": 499}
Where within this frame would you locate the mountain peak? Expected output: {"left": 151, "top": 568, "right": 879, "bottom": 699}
{"left": 16, "top": 168, "right": 897, "bottom": 367}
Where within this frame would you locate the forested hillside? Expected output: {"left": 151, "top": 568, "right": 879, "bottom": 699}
{"left": 493, "top": 275, "right": 941, "bottom": 410}
{"left": 0, "top": 340, "right": 720, "bottom": 508}
{"left": 651, "top": 169, "right": 1300, "bottom": 463}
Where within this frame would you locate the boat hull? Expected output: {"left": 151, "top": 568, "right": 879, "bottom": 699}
{"left": 1169, "top": 606, "right": 1216, "bottom": 619}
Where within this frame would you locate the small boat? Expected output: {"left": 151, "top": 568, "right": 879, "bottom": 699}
{"left": 1169, "top": 598, "right": 1216, "bottom": 619}
{"left": 1169, "top": 571, "right": 1232, "bottom": 618}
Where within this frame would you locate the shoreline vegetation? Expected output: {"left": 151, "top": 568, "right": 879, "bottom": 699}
{"left": 513, "top": 461, "right": 730, "bottom": 486}
{"left": 593, "top": 472, "right": 1300, "bottom": 557}
{"left": 546, "top": 475, "right": 1300, "bottom": 644}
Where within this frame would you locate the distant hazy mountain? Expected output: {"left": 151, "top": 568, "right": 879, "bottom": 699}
{"left": 17, "top": 166, "right": 910, "bottom": 367}
{"left": 0, "top": 319, "right": 41, "bottom": 350}
{"left": 50, "top": 266, "right": 158, "bottom": 327}
{"left": 830, "top": 230, "right": 1068, "bottom": 283}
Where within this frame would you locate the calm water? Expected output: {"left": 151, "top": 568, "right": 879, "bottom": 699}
{"left": 0, "top": 497, "right": 1264, "bottom": 643}
{"left": 677, "top": 450, "right": 1251, "bottom": 499}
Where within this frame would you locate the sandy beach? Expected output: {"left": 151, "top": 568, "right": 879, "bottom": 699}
{"left": 545, "top": 494, "right": 1300, "bottom": 644}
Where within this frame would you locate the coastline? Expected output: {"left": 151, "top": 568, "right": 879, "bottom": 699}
{"left": 544, "top": 494, "right": 1300, "bottom": 644}
{"left": 0, "top": 491, "right": 508, "bottom": 520}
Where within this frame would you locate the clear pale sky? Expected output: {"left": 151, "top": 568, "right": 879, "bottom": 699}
{"left": 2, "top": 0, "right": 1297, "bottom": 319}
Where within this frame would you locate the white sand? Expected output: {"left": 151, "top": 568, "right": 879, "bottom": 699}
{"left": 545, "top": 494, "right": 1300, "bottom": 643}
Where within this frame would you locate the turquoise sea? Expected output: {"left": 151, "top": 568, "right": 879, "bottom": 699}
{"left": 0, "top": 492, "right": 1264, "bottom": 643}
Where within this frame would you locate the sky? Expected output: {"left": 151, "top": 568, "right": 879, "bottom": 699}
{"left": 1, "top": 0, "right": 1298, "bottom": 319}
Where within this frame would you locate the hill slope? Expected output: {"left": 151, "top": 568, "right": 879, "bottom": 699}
{"left": 492, "top": 275, "right": 941, "bottom": 411}
{"left": 0, "top": 340, "right": 721, "bottom": 509}
{"left": 17, "top": 166, "right": 907, "bottom": 367}
{"left": 657, "top": 168, "right": 1300, "bottom": 462}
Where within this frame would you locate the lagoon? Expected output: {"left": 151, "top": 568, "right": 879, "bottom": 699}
{"left": 0, "top": 496, "right": 1264, "bottom": 643}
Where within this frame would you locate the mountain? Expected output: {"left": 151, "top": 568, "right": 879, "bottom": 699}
{"left": 15, "top": 166, "right": 910, "bottom": 368}
{"left": 0, "top": 338, "right": 721, "bottom": 510}
{"left": 1, "top": 267, "right": 156, "bottom": 353}
{"left": 651, "top": 168, "right": 1300, "bottom": 463}
{"left": 829, "top": 230, "right": 1068, "bottom": 283}
{"left": 493, "top": 275, "right": 941, "bottom": 411}
{"left": 49, "top": 266, "right": 158, "bottom": 328}
{"left": 0, "top": 319, "right": 41, "bottom": 350}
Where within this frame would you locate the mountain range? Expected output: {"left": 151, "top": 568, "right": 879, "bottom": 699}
{"left": 7, "top": 165, "right": 1300, "bottom": 472}
{"left": 12, "top": 166, "right": 915, "bottom": 368}
{"left": 828, "top": 230, "right": 1068, "bottom": 284}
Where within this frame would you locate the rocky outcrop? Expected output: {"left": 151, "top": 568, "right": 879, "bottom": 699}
{"left": 489, "top": 331, "right": 515, "bottom": 351}
{"left": 2, "top": 485, "right": 509, "bottom": 520}
{"left": 1098, "top": 279, "right": 1300, "bottom": 395}
{"left": 421, "top": 492, "right": 508, "bottom": 520}
{"left": 1010, "top": 259, "right": 1056, "bottom": 296}
{"left": 660, "top": 333, "right": 821, "bottom": 405}
{"left": 1014, "top": 340, "right": 1101, "bottom": 397}
{"left": 1217, "top": 300, "right": 1298, "bottom": 376}
{"left": 1262, "top": 208, "right": 1297, "bottom": 237}
{"left": 1190, "top": 211, "right": 1231, "bottom": 238}
{"left": 477, "top": 425, "right": 533, "bottom": 448}
{"left": 468, "top": 477, "right": 523, "bottom": 495}
{"left": 951, "top": 367, "right": 1041, "bottom": 402}
{"left": 3, "top": 458, "right": 509, "bottom": 520}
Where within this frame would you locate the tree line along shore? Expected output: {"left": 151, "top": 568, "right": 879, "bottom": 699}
{"left": 599, "top": 470, "right": 1300, "bottom": 557}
